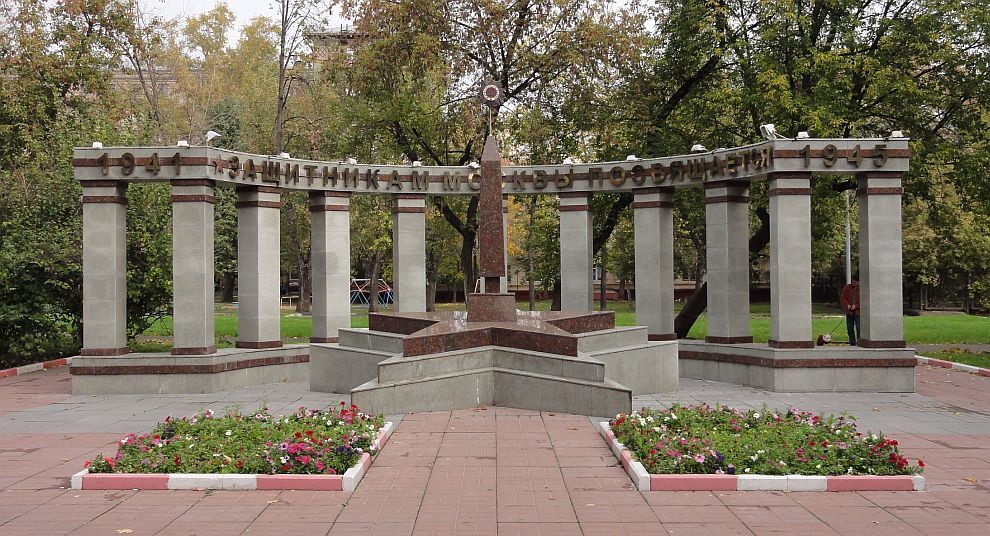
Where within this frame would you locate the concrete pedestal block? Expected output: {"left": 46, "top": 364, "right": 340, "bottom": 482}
{"left": 586, "top": 341, "right": 679, "bottom": 395}
{"left": 70, "top": 346, "right": 309, "bottom": 395}
{"left": 310, "top": 344, "right": 396, "bottom": 393}
{"left": 467, "top": 293, "right": 517, "bottom": 322}
{"left": 678, "top": 340, "right": 916, "bottom": 392}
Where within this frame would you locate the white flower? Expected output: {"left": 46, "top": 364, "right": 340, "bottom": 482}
{"left": 750, "top": 455, "right": 759, "bottom": 461}
{"left": 225, "top": 430, "right": 232, "bottom": 437}
{"left": 120, "top": 437, "right": 128, "bottom": 445}
{"left": 757, "top": 450, "right": 765, "bottom": 454}
{"left": 816, "top": 464, "right": 822, "bottom": 469}
{"left": 671, "top": 413, "right": 678, "bottom": 420}
{"left": 753, "top": 412, "right": 761, "bottom": 419}
{"left": 280, "top": 456, "right": 288, "bottom": 464}
{"left": 744, "top": 468, "right": 751, "bottom": 473}
{"left": 847, "top": 467, "right": 854, "bottom": 474}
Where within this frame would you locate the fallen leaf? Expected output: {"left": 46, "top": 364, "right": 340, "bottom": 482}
{"left": 116, "top": 530, "right": 133, "bottom": 534}
{"left": 266, "top": 499, "right": 279, "bottom": 504}
{"left": 585, "top": 503, "right": 596, "bottom": 507}
{"left": 548, "top": 412, "right": 556, "bottom": 416}
{"left": 963, "top": 477, "right": 978, "bottom": 484}
{"left": 872, "top": 407, "right": 880, "bottom": 412}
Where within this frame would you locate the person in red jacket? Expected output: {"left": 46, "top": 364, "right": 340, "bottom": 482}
{"left": 839, "top": 275, "right": 861, "bottom": 346}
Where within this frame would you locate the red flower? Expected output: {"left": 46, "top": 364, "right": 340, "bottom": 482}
{"left": 918, "top": 460, "right": 925, "bottom": 468}
{"left": 295, "top": 432, "right": 303, "bottom": 439}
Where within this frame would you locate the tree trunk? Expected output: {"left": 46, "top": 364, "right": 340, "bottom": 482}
{"left": 427, "top": 269, "right": 439, "bottom": 311}
{"left": 220, "top": 275, "right": 235, "bottom": 303}
{"left": 296, "top": 261, "right": 311, "bottom": 314}
{"left": 551, "top": 279, "right": 562, "bottom": 311}
{"left": 619, "top": 279, "right": 627, "bottom": 302}
{"left": 460, "top": 230, "right": 476, "bottom": 301}
{"left": 527, "top": 197, "right": 537, "bottom": 311}
{"left": 368, "top": 251, "right": 382, "bottom": 313}
{"left": 673, "top": 206, "right": 771, "bottom": 338}
{"left": 599, "top": 244, "right": 607, "bottom": 311}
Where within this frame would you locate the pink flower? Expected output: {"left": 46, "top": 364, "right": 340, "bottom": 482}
{"left": 296, "top": 455, "right": 311, "bottom": 465}
{"left": 838, "top": 442, "right": 847, "bottom": 450}
{"left": 694, "top": 454, "right": 705, "bottom": 463}
{"left": 316, "top": 461, "right": 326, "bottom": 471}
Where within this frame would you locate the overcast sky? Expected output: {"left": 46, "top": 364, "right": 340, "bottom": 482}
{"left": 141, "top": 0, "right": 347, "bottom": 44}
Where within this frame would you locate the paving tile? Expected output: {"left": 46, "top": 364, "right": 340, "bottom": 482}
{"left": 660, "top": 521, "right": 755, "bottom": 535}
{"left": 580, "top": 521, "right": 668, "bottom": 535}
{"left": 496, "top": 522, "right": 583, "bottom": 535}
{"left": 327, "top": 522, "right": 415, "bottom": 535}
{"left": 569, "top": 490, "right": 659, "bottom": 523}
{"left": 652, "top": 504, "right": 738, "bottom": 524}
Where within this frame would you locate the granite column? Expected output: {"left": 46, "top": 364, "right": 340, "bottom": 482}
{"left": 633, "top": 187, "right": 676, "bottom": 340}
{"left": 559, "top": 192, "right": 593, "bottom": 311}
{"left": 171, "top": 179, "right": 216, "bottom": 355}
{"left": 767, "top": 172, "right": 813, "bottom": 348}
{"left": 81, "top": 181, "right": 129, "bottom": 356}
{"left": 310, "top": 191, "right": 351, "bottom": 343}
{"left": 236, "top": 186, "right": 282, "bottom": 348}
{"left": 857, "top": 172, "right": 905, "bottom": 347}
{"left": 392, "top": 194, "right": 427, "bottom": 312}
{"left": 704, "top": 180, "right": 752, "bottom": 343}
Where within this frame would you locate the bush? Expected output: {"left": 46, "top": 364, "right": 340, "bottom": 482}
{"left": 611, "top": 404, "right": 923, "bottom": 476}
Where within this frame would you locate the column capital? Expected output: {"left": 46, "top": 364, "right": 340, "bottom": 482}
{"left": 631, "top": 186, "right": 674, "bottom": 196}
{"left": 170, "top": 179, "right": 215, "bottom": 187}
{"left": 856, "top": 171, "right": 903, "bottom": 196}
{"left": 81, "top": 181, "right": 128, "bottom": 205}
{"left": 703, "top": 180, "right": 749, "bottom": 204}
{"left": 558, "top": 192, "right": 591, "bottom": 211}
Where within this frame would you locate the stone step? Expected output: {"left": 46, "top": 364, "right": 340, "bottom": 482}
{"left": 576, "top": 326, "right": 649, "bottom": 353}
{"left": 375, "top": 346, "right": 605, "bottom": 384}
{"left": 310, "top": 344, "right": 398, "bottom": 394}
{"left": 351, "top": 367, "right": 631, "bottom": 418}
{"left": 584, "top": 340, "right": 679, "bottom": 395}
{"left": 337, "top": 328, "right": 405, "bottom": 353}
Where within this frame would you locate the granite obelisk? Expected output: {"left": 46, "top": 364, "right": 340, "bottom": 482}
{"left": 467, "top": 135, "right": 517, "bottom": 322}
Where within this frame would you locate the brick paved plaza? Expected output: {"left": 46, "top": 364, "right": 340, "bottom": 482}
{"left": 1, "top": 364, "right": 989, "bottom": 535}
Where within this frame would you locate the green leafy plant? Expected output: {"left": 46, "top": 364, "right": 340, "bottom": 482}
{"left": 611, "top": 404, "right": 923, "bottom": 476}
{"left": 85, "top": 403, "right": 384, "bottom": 475}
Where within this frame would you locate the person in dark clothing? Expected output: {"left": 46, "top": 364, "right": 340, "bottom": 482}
{"left": 839, "top": 275, "right": 861, "bottom": 346}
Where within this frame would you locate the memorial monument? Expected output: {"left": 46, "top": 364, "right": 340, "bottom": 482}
{"left": 70, "top": 98, "right": 916, "bottom": 403}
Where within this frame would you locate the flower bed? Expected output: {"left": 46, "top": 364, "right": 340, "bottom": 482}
{"left": 72, "top": 402, "right": 391, "bottom": 491}
{"left": 602, "top": 404, "right": 925, "bottom": 492}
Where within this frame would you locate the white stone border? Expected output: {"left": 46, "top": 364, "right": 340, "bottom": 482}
{"left": 597, "top": 421, "right": 924, "bottom": 492}
{"left": 71, "top": 421, "right": 393, "bottom": 491}
{"left": 917, "top": 355, "right": 990, "bottom": 378}
{"left": 0, "top": 357, "right": 73, "bottom": 379}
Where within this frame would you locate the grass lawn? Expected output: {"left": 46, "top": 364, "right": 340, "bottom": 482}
{"left": 133, "top": 300, "right": 990, "bottom": 351}
{"left": 923, "top": 349, "right": 990, "bottom": 369}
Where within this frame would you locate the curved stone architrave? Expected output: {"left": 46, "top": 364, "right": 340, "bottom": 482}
{"left": 73, "top": 138, "right": 910, "bottom": 195}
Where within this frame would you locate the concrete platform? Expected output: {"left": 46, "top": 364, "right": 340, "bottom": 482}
{"left": 70, "top": 345, "right": 310, "bottom": 394}
{"left": 312, "top": 324, "right": 679, "bottom": 417}
{"left": 679, "top": 340, "right": 916, "bottom": 392}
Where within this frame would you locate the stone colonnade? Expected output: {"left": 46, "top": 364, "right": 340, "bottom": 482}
{"left": 557, "top": 171, "right": 905, "bottom": 348}
{"left": 79, "top": 171, "right": 905, "bottom": 356}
